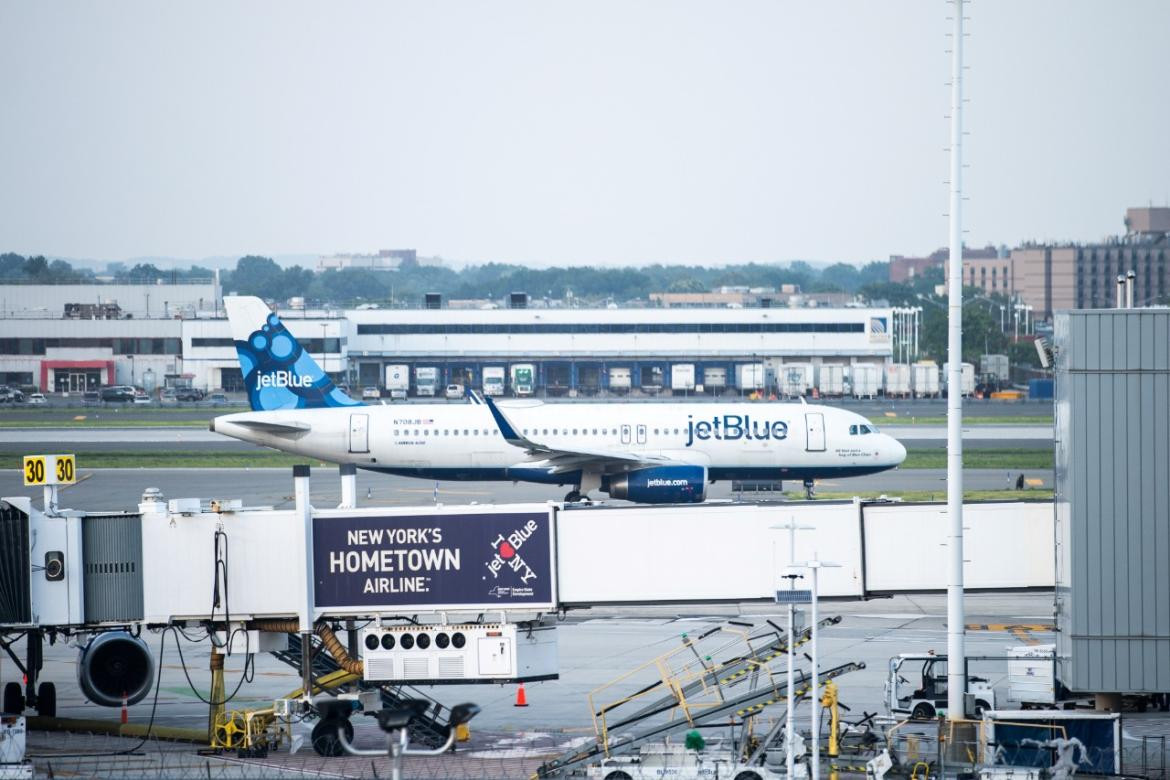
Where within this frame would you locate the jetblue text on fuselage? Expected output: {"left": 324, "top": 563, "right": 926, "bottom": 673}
{"left": 257, "top": 371, "right": 314, "bottom": 389}
{"left": 685, "top": 414, "right": 788, "bottom": 447}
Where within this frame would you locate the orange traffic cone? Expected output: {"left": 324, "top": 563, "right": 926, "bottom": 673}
{"left": 514, "top": 683, "right": 529, "bottom": 707}
{"left": 120, "top": 691, "right": 128, "bottom": 724}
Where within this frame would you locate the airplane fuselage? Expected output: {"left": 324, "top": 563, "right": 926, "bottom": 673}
{"left": 211, "top": 400, "right": 906, "bottom": 485}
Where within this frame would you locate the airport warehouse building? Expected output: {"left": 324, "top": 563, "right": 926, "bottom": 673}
{"left": 0, "top": 284, "right": 897, "bottom": 397}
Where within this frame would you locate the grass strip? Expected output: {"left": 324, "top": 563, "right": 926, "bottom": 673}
{"left": 902, "top": 448, "right": 1052, "bottom": 470}
{"left": 0, "top": 418, "right": 214, "bottom": 428}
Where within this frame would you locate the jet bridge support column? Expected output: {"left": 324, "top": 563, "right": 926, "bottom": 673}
{"left": 293, "top": 465, "right": 315, "bottom": 703}
{"left": 338, "top": 463, "right": 357, "bottom": 509}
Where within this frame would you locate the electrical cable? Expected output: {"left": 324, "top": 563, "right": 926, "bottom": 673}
{"left": 169, "top": 625, "right": 252, "bottom": 706}
{"left": 209, "top": 528, "right": 230, "bottom": 652}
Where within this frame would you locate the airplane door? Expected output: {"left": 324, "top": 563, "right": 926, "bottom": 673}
{"left": 621, "top": 424, "right": 631, "bottom": 445}
{"left": 349, "top": 413, "right": 370, "bottom": 454}
{"left": 804, "top": 413, "right": 826, "bottom": 452}
{"left": 636, "top": 424, "right": 647, "bottom": 445}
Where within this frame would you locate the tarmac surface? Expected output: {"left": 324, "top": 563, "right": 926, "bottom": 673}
{"left": 12, "top": 595, "right": 1056, "bottom": 757}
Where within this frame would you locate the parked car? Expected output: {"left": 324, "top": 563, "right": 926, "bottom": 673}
{"left": 26, "top": 393, "right": 46, "bottom": 405}
{"left": 362, "top": 387, "right": 382, "bottom": 400}
{"left": 159, "top": 389, "right": 178, "bottom": 405}
{"left": 100, "top": 385, "right": 136, "bottom": 402}
{"left": 0, "top": 386, "right": 24, "bottom": 403}
{"left": 173, "top": 387, "right": 204, "bottom": 402}
{"left": 82, "top": 391, "right": 101, "bottom": 406}
{"left": 133, "top": 391, "right": 152, "bottom": 404}
{"left": 205, "top": 393, "right": 229, "bottom": 406}
{"left": 445, "top": 383, "right": 466, "bottom": 399}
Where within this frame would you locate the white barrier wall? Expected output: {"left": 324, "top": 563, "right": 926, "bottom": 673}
{"left": 861, "top": 502, "right": 1054, "bottom": 592}
{"left": 556, "top": 501, "right": 866, "bottom": 603}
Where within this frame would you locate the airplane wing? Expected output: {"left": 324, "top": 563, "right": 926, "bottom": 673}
{"left": 482, "top": 395, "right": 685, "bottom": 474}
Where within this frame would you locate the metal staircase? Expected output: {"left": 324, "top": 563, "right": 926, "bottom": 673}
{"left": 273, "top": 632, "right": 449, "bottom": 748}
{"left": 539, "top": 616, "right": 864, "bottom": 778}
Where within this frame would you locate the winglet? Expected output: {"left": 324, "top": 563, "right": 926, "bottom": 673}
{"left": 483, "top": 395, "right": 527, "bottom": 446}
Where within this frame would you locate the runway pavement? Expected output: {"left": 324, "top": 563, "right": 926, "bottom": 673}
{"left": 0, "top": 464, "right": 1050, "bottom": 511}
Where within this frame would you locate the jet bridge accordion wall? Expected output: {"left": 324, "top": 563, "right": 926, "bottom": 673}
{"left": 82, "top": 513, "right": 144, "bottom": 623}
{"left": 0, "top": 501, "right": 31, "bottom": 624}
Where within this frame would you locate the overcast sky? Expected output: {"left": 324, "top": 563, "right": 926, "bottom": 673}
{"left": 2, "top": 1, "right": 1167, "bottom": 268}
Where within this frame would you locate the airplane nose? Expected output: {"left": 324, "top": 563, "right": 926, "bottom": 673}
{"left": 888, "top": 436, "right": 907, "bottom": 465}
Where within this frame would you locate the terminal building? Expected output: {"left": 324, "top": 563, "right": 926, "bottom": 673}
{"left": 0, "top": 283, "right": 902, "bottom": 397}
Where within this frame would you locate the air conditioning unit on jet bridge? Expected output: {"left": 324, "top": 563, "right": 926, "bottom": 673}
{"left": 360, "top": 623, "right": 557, "bottom": 684}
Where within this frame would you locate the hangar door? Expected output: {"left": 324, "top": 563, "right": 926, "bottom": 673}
{"left": 804, "top": 413, "right": 826, "bottom": 452}
{"left": 349, "top": 414, "right": 369, "bottom": 454}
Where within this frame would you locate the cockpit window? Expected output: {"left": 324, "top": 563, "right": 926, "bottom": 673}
{"left": 849, "top": 424, "right": 859, "bottom": 435}
{"left": 851, "top": 423, "right": 879, "bottom": 435}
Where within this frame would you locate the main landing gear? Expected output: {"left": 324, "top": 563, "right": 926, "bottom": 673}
{"left": 803, "top": 479, "right": 816, "bottom": 500}
{"left": 564, "top": 490, "right": 590, "bottom": 504}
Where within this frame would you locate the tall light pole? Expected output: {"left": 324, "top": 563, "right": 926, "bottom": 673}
{"left": 320, "top": 323, "right": 329, "bottom": 376}
{"left": 802, "top": 555, "right": 840, "bottom": 780}
{"left": 772, "top": 520, "right": 811, "bottom": 779}
{"left": 945, "top": 0, "right": 967, "bottom": 722}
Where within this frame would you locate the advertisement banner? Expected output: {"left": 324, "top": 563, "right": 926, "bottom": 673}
{"left": 312, "top": 510, "right": 555, "bottom": 610}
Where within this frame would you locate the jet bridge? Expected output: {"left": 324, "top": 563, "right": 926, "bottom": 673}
{"left": 1, "top": 465, "right": 1055, "bottom": 749}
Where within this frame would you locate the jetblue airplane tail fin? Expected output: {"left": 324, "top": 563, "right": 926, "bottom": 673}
{"left": 224, "top": 296, "right": 360, "bottom": 411}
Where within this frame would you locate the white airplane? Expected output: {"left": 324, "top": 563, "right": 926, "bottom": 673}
{"left": 210, "top": 296, "right": 906, "bottom": 503}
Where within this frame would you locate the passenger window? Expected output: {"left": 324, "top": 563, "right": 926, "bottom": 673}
{"left": 573, "top": 428, "right": 578, "bottom": 435}
{"left": 393, "top": 429, "right": 399, "bottom": 436}
{"left": 473, "top": 429, "right": 478, "bottom": 435}
{"left": 592, "top": 428, "right": 598, "bottom": 435}
{"left": 654, "top": 428, "right": 659, "bottom": 435}
{"left": 463, "top": 429, "right": 469, "bottom": 435}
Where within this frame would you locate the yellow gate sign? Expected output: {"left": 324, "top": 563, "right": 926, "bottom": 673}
{"left": 23, "top": 454, "right": 76, "bottom": 486}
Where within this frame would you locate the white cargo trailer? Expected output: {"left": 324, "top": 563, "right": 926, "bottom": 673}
{"left": 414, "top": 366, "right": 439, "bottom": 397}
{"left": 885, "top": 364, "right": 911, "bottom": 397}
{"left": 851, "top": 364, "right": 881, "bottom": 398}
{"left": 670, "top": 363, "right": 695, "bottom": 392}
{"left": 980, "top": 353, "right": 1010, "bottom": 383}
{"left": 607, "top": 367, "right": 632, "bottom": 393}
{"left": 911, "top": 361, "right": 940, "bottom": 398}
{"left": 384, "top": 363, "right": 410, "bottom": 400}
{"left": 943, "top": 362, "right": 976, "bottom": 396}
{"left": 779, "top": 363, "right": 813, "bottom": 398}
{"left": 482, "top": 366, "right": 506, "bottom": 397}
{"left": 702, "top": 366, "right": 727, "bottom": 393}
{"left": 734, "top": 363, "right": 764, "bottom": 392}
{"left": 817, "top": 364, "right": 846, "bottom": 397}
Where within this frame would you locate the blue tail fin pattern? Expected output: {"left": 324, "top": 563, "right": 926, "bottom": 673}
{"left": 226, "top": 297, "right": 359, "bottom": 411}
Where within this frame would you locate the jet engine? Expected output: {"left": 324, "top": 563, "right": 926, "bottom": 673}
{"left": 605, "top": 465, "right": 708, "bottom": 504}
{"left": 77, "top": 631, "right": 155, "bottom": 707}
